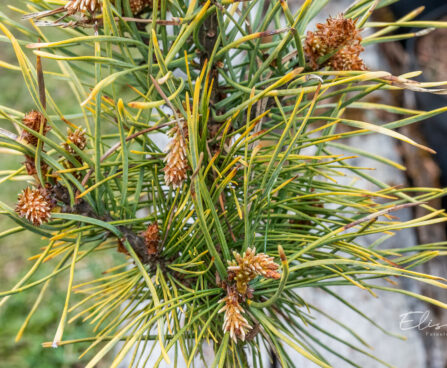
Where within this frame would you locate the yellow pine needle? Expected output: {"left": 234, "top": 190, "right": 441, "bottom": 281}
{"left": 186, "top": 307, "right": 220, "bottom": 367}
{"left": 327, "top": 189, "right": 396, "bottom": 200}
{"left": 215, "top": 167, "right": 238, "bottom": 193}
{"left": 127, "top": 79, "right": 184, "bottom": 109}
{"left": 171, "top": 250, "right": 209, "bottom": 267}
{"left": 129, "top": 150, "right": 149, "bottom": 155}
{"left": 255, "top": 154, "right": 341, "bottom": 161}
{"left": 56, "top": 164, "right": 89, "bottom": 174}
{"left": 203, "top": 150, "right": 220, "bottom": 178}
{"left": 271, "top": 175, "right": 298, "bottom": 196}
{"left": 93, "top": 288, "right": 139, "bottom": 331}
{"left": 157, "top": 272, "right": 174, "bottom": 335}
{"left": 230, "top": 187, "right": 243, "bottom": 220}
{"left": 50, "top": 226, "right": 93, "bottom": 241}
{"left": 101, "top": 94, "right": 116, "bottom": 107}
{"left": 385, "top": 277, "right": 399, "bottom": 286}
{"left": 168, "top": 263, "right": 213, "bottom": 275}
{"left": 52, "top": 235, "right": 80, "bottom": 347}
{"left": 321, "top": 265, "right": 370, "bottom": 292}
{"left": 16, "top": 279, "right": 51, "bottom": 342}
{"left": 220, "top": 156, "right": 242, "bottom": 176}
{"left": 297, "top": 135, "right": 345, "bottom": 151}
{"left": 184, "top": 51, "right": 193, "bottom": 94}
{"left": 126, "top": 83, "right": 146, "bottom": 100}
{"left": 72, "top": 271, "right": 135, "bottom": 293}
{"left": 167, "top": 278, "right": 188, "bottom": 360}
{"left": 305, "top": 120, "right": 341, "bottom": 135}
{"left": 41, "top": 245, "right": 73, "bottom": 263}
{"left": 229, "top": 119, "right": 263, "bottom": 149}
{"left": 76, "top": 171, "right": 122, "bottom": 199}
{"left": 216, "top": 27, "right": 291, "bottom": 57}
{"left": 27, "top": 241, "right": 66, "bottom": 261}
{"left": 174, "top": 195, "right": 192, "bottom": 218}
{"left": 101, "top": 263, "right": 130, "bottom": 275}
{"left": 0, "top": 149, "right": 24, "bottom": 156}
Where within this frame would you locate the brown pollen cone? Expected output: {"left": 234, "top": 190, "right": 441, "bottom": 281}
{"left": 227, "top": 247, "right": 280, "bottom": 295}
{"left": 164, "top": 121, "right": 189, "bottom": 189}
{"left": 218, "top": 287, "right": 252, "bottom": 342}
{"left": 304, "top": 14, "right": 365, "bottom": 71}
{"left": 63, "top": 127, "right": 87, "bottom": 154}
{"left": 65, "top": 0, "right": 152, "bottom": 15}
{"left": 142, "top": 223, "right": 160, "bottom": 255}
{"left": 129, "top": 0, "right": 152, "bottom": 14}
{"left": 15, "top": 187, "right": 52, "bottom": 226}
{"left": 24, "top": 155, "right": 49, "bottom": 177}
{"left": 65, "top": 0, "right": 101, "bottom": 14}
{"left": 328, "top": 43, "right": 366, "bottom": 71}
{"left": 21, "top": 110, "right": 50, "bottom": 146}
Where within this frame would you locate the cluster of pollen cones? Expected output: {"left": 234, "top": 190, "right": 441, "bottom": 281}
{"left": 304, "top": 14, "right": 366, "bottom": 71}
{"left": 219, "top": 247, "right": 281, "bottom": 342}
{"left": 16, "top": 109, "right": 89, "bottom": 226}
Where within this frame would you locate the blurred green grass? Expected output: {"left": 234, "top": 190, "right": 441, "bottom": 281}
{"left": 0, "top": 4, "right": 111, "bottom": 367}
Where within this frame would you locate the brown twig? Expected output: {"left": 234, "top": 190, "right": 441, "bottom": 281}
{"left": 22, "top": 7, "right": 66, "bottom": 20}
{"left": 53, "top": 183, "right": 153, "bottom": 264}
{"left": 34, "top": 17, "right": 184, "bottom": 28}
{"left": 149, "top": 75, "right": 184, "bottom": 132}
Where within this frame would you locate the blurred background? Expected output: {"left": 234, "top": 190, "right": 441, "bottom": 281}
{"left": 0, "top": 1, "right": 446, "bottom": 367}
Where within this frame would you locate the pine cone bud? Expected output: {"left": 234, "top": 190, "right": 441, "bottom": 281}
{"left": 142, "top": 223, "right": 160, "bottom": 255}
{"left": 164, "top": 122, "right": 189, "bottom": 189}
{"left": 21, "top": 110, "right": 50, "bottom": 146}
{"left": 65, "top": 0, "right": 101, "bottom": 13}
{"left": 63, "top": 127, "right": 87, "bottom": 154}
{"left": 227, "top": 247, "right": 280, "bottom": 295}
{"left": 304, "top": 15, "right": 365, "bottom": 71}
{"left": 16, "top": 187, "right": 52, "bottom": 226}
{"left": 65, "top": 0, "right": 152, "bottom": 15}
{"left": 24, "top": 155, "right": 49, "bottom": 177}
{"left": 129, "top": 0, "right": 152, "bottom": 14}
{"left": 218, "top": 288, "right": 252, "bottom": 342}
{"left": 328, "top": 43, "right": 366, "bottom": 71}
